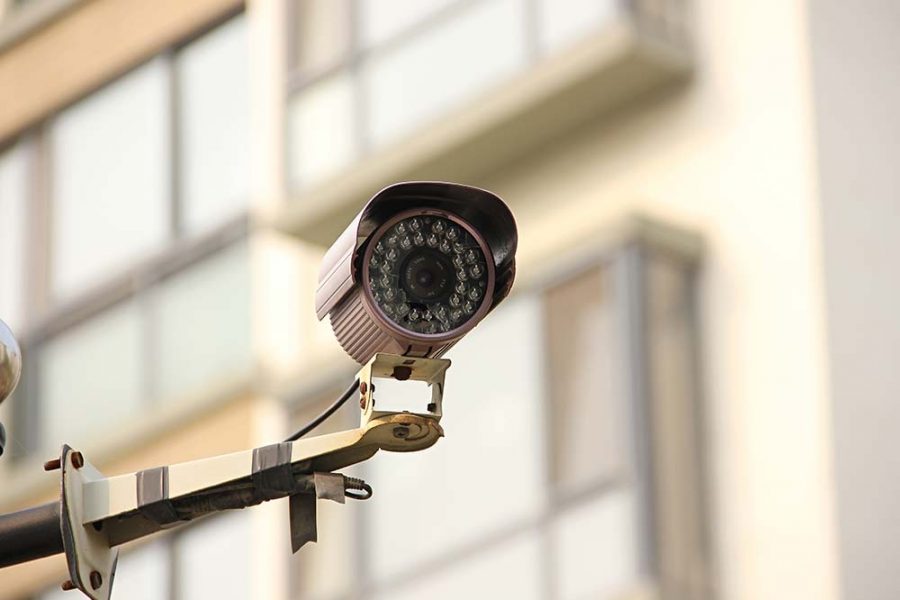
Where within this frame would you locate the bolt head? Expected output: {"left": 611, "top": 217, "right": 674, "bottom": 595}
{"left": 392, "top": 425, "right": 410, "bottom": 439}
{"left": 392, "top": 366, "right": 412, "bottom": 381}
{"left": 89, "top": 571, "right": 102, "bottom": 590}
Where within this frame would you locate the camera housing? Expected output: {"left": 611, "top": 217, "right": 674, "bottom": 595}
{"left": 316, "top": 182, "right": 517, "bottom": 364}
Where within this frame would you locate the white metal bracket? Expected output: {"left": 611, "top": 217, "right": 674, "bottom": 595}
{"left": 53, "top": 353, "right": 450, "bottom": 598}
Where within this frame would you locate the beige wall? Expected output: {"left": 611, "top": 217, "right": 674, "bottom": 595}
{"left": 810, "top": 1, "right": 900, "bottom": 599}
{"left": 0, "top": 0, "right": 242, "bottom": 143}
{"left": 468, "top": 1, "right": 839, "bottom": 599}
{"left": 0, "top": 0, "right": 849, "bottom": 598}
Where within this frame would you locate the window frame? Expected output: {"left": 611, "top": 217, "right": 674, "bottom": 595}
{"left": 2, "top": 9, "right": 252, "bottom": 464}
{"left": 282, "top": 0, "right": 541, "bottom": 191}
{"left": 281, "top": 0, "right": 690, "bottom": 198}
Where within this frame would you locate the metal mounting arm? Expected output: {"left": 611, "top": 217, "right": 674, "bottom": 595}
{"left": 0, "top": 353, "right": 450, "bottom": 600}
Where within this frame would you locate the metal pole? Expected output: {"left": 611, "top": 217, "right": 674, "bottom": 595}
{"left": 0, "top": 501, "right": 64, "bottom": 568}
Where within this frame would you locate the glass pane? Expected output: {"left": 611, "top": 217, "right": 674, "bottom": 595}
{"left": 537, "top": 0, "right": 621, "bottom": 54}
{"left": 646, "top": 258, "right": 694, "bottom": 417}
{"left": 39, "top": 301, "right": 143, "bottom": 452}
{"left": 0, "top": 142, "right": 27, "bottom": 330}
{"left": 364, "top": 296, "right": 546, "bottom": 580}
{"left": 290, "top": 0, "right": 351, "bottom": 74}
{"left": 113, "top": 540, "right": 171, "bottom": 600}
{"left": 289, "top": 391, "right": 359, "bottom": 600}
{"left": 362, "top": 0, "right": 527, "bottom": 147}
{"left": 646, "top": 255, "right": 704, "bottom": 583}
{"left": 553, "top": 490, "right": 641, "bottom": 600}
{"left": 50, "top": 58, "right": 171, "bottom": 301}
{"left": 371, "top": 531, "right": 543, "bottom": 600}
{"left": 359, "top": 0, "right": 458, "bottom": 48}
{"left": 290, "top": 486, "right": 357, "bottom": 600}
{"left": 545, "top": 265, "right": 630, "bottom": 495}
{"left": 39, "top": 586, "right": 70, "bottom": 600}
{"left": 153, "top": 242, "right": 251, "bottom": 401}
{"left": 33, "top": 547, "right": 164, "bottom": 600}
{"left": 175, "top": 513, "right": 253, "bottom": 600}
{"left": 288, "top": 72, "right": 357, "bottom": 190}
{"left": 177, "top": 15, "right": 251, "bottom": 234}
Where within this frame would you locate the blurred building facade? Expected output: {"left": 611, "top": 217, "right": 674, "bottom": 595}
{"left": 0, "top": 1, "right": 897, "bottom": 599}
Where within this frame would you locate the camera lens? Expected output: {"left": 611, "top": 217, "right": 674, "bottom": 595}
{"left": 367, "top": 214, "right": 490, "bottom": 335}
{"left": 401, "top": 250, "right": 454, "bottom": 302}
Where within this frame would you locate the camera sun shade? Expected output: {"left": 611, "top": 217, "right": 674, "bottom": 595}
{"left": 315, "top": 182, "right": 517, "bottom": 364}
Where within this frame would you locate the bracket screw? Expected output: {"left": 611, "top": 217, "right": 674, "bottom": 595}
{"left": 392, "top": 366, "right": 412, "bottom": 381}
{"left": 71, "top": 451, "right": 84, "bottom": 469}
{"left": 44, "top": 458, "right": 61, "bottom": 471}
{"left": 392, "top": 425, "right": 410, "bottom": 439}
{"left": 359, "top": 381, "right": 368, "bottom": 409}
{"left": 89, "top": 571, "right": 102, "bottom": 590}
{"left": 61, "top": 580, "right": 76, "bottom": 591}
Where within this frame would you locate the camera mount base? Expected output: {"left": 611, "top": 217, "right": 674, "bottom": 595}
{"left": 2, "top": 353, "right": 451, "bottom": 599}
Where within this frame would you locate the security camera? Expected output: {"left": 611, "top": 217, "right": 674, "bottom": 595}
{"left": 316, "top": 181, "right": 517, "bottom": 364}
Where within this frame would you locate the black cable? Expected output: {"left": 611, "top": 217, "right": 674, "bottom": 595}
{"left": 344, "top": 481, "right": 373, "bottom": 501}
{"left": 284, "top": 378, "right": 360, "bottom": 442}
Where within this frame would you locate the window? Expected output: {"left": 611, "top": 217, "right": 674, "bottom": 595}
{"left": 176, "top": 16, "right": 251, "bottom": 234}
{"left": 370, "top": 531, "right": 543, "bottom": 600}
{"left": 361, "top": 0, "right": 527, "bottom": 147}
{"left": 289, "top": 389, "right": 361, "bottom": 600}
{"left": 37, "top": 518, "right": 249, "bottom": 600}
{"left": 108, "top": 540, "right": 172, "bottom": 600}
{"left": 544, "top": 263, "right": 646, "bottom": 599}
{"left": 545, "top": 265, "right": 629, "bottom": 495}
{"left": 284, "top": 227, "right": 707, "bottom": 600}
{"left": 29, "top": 238, "right": 251, "bottom": 454}
{"left": 288, "top": 73, "right": 357, "bottom": 189}
{"left": 290, "top": 0, "right": 351, "bottom": 75}
{"left": 175, "top": 512, "right": 254, "bottom": 599}
{"left": 41, "top": 13, "right": 249, "bottom": 303}
{"left": 553, "top": 490, "right": 641, "bottom": 600}
{"left": 50, "top": 58, "right": 172, "bottom": 301}
{"left": 8, "top": 14, "right": 252, "bottom": 460}
{"left": 537, "top": 0, "right": 620, "bottom": 54}
{"left": 363, "top": 296, "right": 546, "bottom": 580}
{"left": 358, "top": 0, "right": 458, "bottom": 49}
{"left": 153, "top": 242, "right": 252, "bottom": 401}
{"left": 38, "top": 300, "right": 144, "bottom": 453}
{"left": 285, "top": 0, "right": 627, "bottom": 192}
{"left": 0, "top": 141, "right": 28, "bottom": 331}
